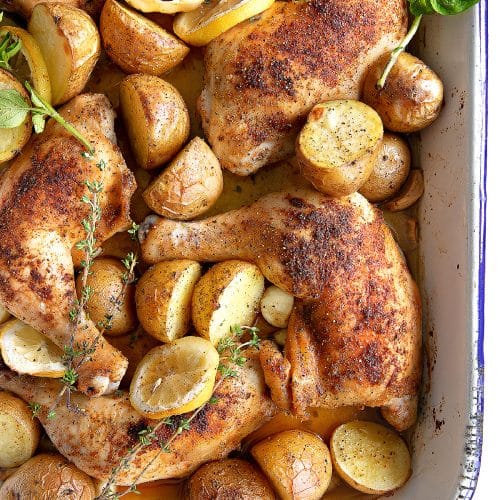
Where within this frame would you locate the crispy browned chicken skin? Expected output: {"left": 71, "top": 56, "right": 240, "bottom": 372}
{"left": 0, "top": 94, "right": 135, "bottom": 396}
{"left": 199, "top": 0, "right": 407, "bottom": 175}
{"left": 140, "top": 190, "right": 421, "bottom": 430}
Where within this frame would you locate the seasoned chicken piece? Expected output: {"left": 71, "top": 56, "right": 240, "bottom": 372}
{"left": 199, "top": 0, "right": 407, "bottom": 175}
{"left": 140, "top": 190, "right": 421, "bottom": 430}
{"left": 0, "top": 94, "right": 136, "bottom": 396}
{"left": 0, "top": 351, "right": 275, "bottom": 484}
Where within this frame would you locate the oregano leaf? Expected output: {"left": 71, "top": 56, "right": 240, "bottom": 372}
{"left": 0, "top": 89, "right": 30, "bottom": 128}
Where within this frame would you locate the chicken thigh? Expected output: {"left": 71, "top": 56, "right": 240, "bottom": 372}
{"left": 140, "top": 190, "right": 421, "bottom": 430}
{"left": 0, "top": 351, "right": 275, "bottom": 484}
{"left": 0, "top": 94, "right": 136, "bottom": 396}
{"left": 199, "top": 0, "right": 407, "bottom": 175}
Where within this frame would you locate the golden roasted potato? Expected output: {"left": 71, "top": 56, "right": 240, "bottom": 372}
{"left": 0, "top": 26, "right": 52, "bottom": 103}
{"left": 192, "top": 260, "right": 265, "bottom": 346}
{"left": 0, "top": 0, "right": 105, "bottom": 18}
{"left": 362, "top": 52, "right": 444, "bottom": 133}
{"left": 0, "top": 453, "right": 96, "bottom": 499}
{"left": 100, "top": 231, "right": 140, "bottom": 261}
{"left": 100, "top": 0, "right": 189, "bottom": 75}
{"left": 107, "top": 327, "right": 161, "bottom": 386}
{"left": 359, "top": 133, "right": 411, "bottom": 202}
{"left": 382, "top": 169, "right": 424, "bottom": 211}
{"left": 0, "top": 69, "right": 32, "bottom": 163}
{"left": 120, "top": 74, "right": 190, "bottom": 170}
{"left": 187, "top": 458, "right": 275, "bottom": 500}
{"left": 76, "top": 257, "right": 137, "bottom": 336}
{"left": 0, "top": 391, "right": 40, "bottom": 468}
{"left": 251, "top": 430, "right": 333, "bottom": 500}
{"left": 330, "top": 421, "right": 411, "bottom": 495}
{"left": 260, "top": 285, "right": 294, "bottom": 328}
{"left": 28, "top": 3, "right": 100, "bottom": 105}
{"left": 135, "top": 260, "right": 201, "bottom": 342}
{"left": 143, "top": 137, "right": 223, "bottom": 220}
{"left": 296, "top": 100, "right": 384, "bottom": 197}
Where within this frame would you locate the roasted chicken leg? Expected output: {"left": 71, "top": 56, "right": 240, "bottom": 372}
{"left": 0, "top": 94, "right": 136, "bottom": 396}
{"left": 0, "top": 351, "right": 275, "bottom": 484}
{"left": 140, "top": 190, "right": 421, "bottom": 430}
{"left": 199, "top": 0, "right": 407, "bottom": 175}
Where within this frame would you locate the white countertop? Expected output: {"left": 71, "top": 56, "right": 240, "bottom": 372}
{"left": 474, "top": 3, "right": 497, "bottom": 498}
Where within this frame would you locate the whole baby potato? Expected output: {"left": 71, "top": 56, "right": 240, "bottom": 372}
{"left": 76, "top": 257, "right": 137, "bottom": 336}
{"left": 187, "top": 458, "right": 275, "bottom": 499}
{"left": 0, "top": 453, "right": 96, "bottom": 499}
{"left": 120, "top": 74, "right": 190, "bottom": 170}
{"left": 251, "top": 429, "right": 333, "bottom": 500}
{"left": 142, "top": 137, "right": 223, "bottom": 220}
{"left": 0, "top": 391, "right": 40, "bottom": 468}
{"left": 359, "top": 133, "right": 411, "bottom": 202}
{"left": 362, "top": 52, "right": 444, "bottom": 133}
{"left": 100, "top": 0, "right": 189, "bottom": 75}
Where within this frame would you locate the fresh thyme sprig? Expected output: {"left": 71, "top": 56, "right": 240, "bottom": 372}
{"left": 96, "top": 325, "right": 261, "bottom": 499}
{"left": 0, "top": 31, "right": 21, "bottom": 71}
{"left": 377, "top": 0, "right": 480, "bottom": 89}
{"left": 0, "top": 82, "right": 94, "bottom": 153}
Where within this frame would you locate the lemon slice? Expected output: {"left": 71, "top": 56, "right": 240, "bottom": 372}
{"left": 0, "top": 26, "right": 52, "bottom": 103}
{"left": 0, "top": 319, "right": 65, "bottom": 377}
{"left": 173, "top": 0, "right": 275, "bottom": 47}
{"left": 130, "top": 336, "right": 219, "bottom": 419}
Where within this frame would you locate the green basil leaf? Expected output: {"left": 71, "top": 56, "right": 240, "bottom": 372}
{"left": 409, "top": 0, "right": 435, "bottom": 15}
{"left": 430, "top": 0, "right": 480, "bottom": 15}
{"left": 0, "top": 88, "right": 30, "bottom": 128}
{"left": 32, "top": 113, "right": 46, "bottom": 134}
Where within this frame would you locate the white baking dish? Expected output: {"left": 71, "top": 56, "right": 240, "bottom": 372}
{"left": 393, "top": 4, "right": 486, "bottom": 499}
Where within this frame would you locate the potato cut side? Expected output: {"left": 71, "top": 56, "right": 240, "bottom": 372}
{"left": 0, "top": 392, "right": 40, "bottom": 468}
{"left": 330, "top": 421, "right": 411, "bottom": 494}
{"left": 120, "top": 74, "right": 190, "bottom": 170}
{"left": 260, "top": 285, "right": 294, "bottom": 328}
{"left": 129, "top": 336, "right": 219, "bottom": 418}
{"left": 142, "top": 137, "right": 223, "bottom": 220}
{"left": 192, "top": 260, "right": 264, "bottom": 346}
{"left": 100, "top": 0, "right": 189, "bottom": 75}
{"left": 28, "top": 3, "right": 100, "bottom": 105}
{"left": 135, "top": 260, "right": 202, "bottom": 342}
{"left": 297, "top": 100, "right": 383, "bottom": 197}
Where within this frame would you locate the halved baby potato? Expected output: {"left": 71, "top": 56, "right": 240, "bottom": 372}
{"left": 359, "top": 133, "right": 411, "bottom": 203}
{"left": 28, "top": 3, "right": 100, "bottom": 105}
{"left": 251, "top": 429, "right": 333, "bottom": 500}
{"left": 135, "top": 259, "right": 202, "bottom": 342}
{"left": 0, "top": 69, "right": 32, "bottom": 162}
{"left": 192, "top": 260, "right": 264, "bottom": 346}
{"left": 100, "top": 0, "right": 189, "bottom": 75}
{"left": 120, "top": 74, "right": 190, "bottom": 170}
{"left": 260, "top": 285, "right": 294, "bottom": 328}
{"left": 330, "top": 421, "right": 411, "bottom": 495}
{"left": 0, "top": 26, "right": 51, "bottom": 103}
{"left": 382, "top": 169, "right": 424, "bottom": 212}
{"left": 142, "top": 137, "right": 223, "bottom": 220}
{"left": 0, "top": 391, "right": 41, "bottom": 468}
{"left": 296, "top": 100, "right": 384, "bottom": 198}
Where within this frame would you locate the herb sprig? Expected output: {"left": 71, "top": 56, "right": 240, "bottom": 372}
{"left": 377, "top": 0, "right": 480, "bottom": 88}
{"left": 0, "top": 83, "right": 94, "bottom": 153}
{"left": 96, "top": 325, "right": 261, "bottom": 499}
{"left": 0, "top": 31, "right": 21, "bottom": 71}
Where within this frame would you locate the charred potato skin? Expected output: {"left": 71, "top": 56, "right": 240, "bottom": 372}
{"left": 251, "top": 430, "right": 333, "bottom": 500}
{"left": 28, "top": 3, "right": 101, "bottom": 105}
{"left": 0, "top": 453, "right": 96, "bottom": 499}
{"left": 100, "top": 0, "right": 189, "bottom": 75}
{"left": 143, "top": 137, "right": 223, "bottom": 220}
{"left": 76, "top": 257, "right": 137, "bottom": 336}
{"left": 0, "top": 391, "right": 40, "bottom": 468}
{"left": 120, "top": 74, "right": 190, "bottom": 170}
{"left": 363, "top": 52, "right": 444, "bottom": 133}
{"left": 359, "top": 133, "right": 411, "bottom": 202}
{"left": 187, "top": 458, "right": 275, "bottom": 500}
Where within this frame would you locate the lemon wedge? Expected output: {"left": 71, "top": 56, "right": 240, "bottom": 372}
{"left": 0, "top": 26, "right": 52, "bottom": 103}
{"left": 130, "top": 336, "right": 219, "bottom": 419}
{"left": 0, "top": 319, "right": 65, "bottom": 377}
{"left": 173, "top": 0, "right": 275, "bottom": 47}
